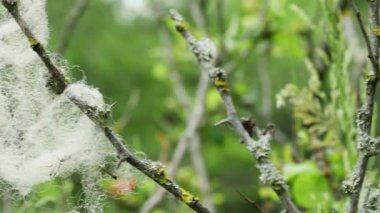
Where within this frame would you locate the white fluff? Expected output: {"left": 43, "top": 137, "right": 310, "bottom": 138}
{"left": 0, "top": 0, "right": 112, "bottom": 197}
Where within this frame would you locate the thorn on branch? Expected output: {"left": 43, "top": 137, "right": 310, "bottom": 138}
{"left": 215, "top": 117, "right": 230, "bottom": 126}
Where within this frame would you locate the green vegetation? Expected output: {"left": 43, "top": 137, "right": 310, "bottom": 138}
{"left": 1, "top": 0, "right": 380, "bottom": 212}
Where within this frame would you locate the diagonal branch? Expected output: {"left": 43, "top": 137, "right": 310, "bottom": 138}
{"left": 1, "top": 1, "right": 210, "bottom": 212}
{"left": 343, "top": 1, "right": 380, "bottom": 212}
{"left": 170, "top": 9, "right": 301, "bottom": 213}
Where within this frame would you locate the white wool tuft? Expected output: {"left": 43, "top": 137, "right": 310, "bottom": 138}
{"left": 0, "top": 0, "right": 113, "bottom": 199}
{"left": 65, "top": 83, "right": 106, "bottom": 110}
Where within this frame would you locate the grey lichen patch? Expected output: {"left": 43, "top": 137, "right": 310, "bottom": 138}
{"left": 258, "top": 162, "right": 286, "bottom": 190}
{"left": 357, "top": 108, "right": 371, "bottom": 132}
{"left": 194, "top": 38, "right": 217, "bottom": 63}
{"left": 342, "top": 175, "right": 360, "bottom": 195}
{"left": 364, "top": 188, "right": 380, "bottom": 211}
{"left": 249, "top": 133, "right": 272, "bottom": 160}
{"left": 358, "top": 135, "right": 380, "bottom": 157}
{"left": 356, "top": 108, "right": 380, "bottom": 157}
{"left": 250, "top": 142, "right": 269, "bottom": 160}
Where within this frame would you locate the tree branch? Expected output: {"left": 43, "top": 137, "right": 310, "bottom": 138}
{"left": 141, "top": 70, "right": 209, "bottom": 213}
{"left": 141, "top": 3, "right": 215, "bottom": 211}
{"left": 1, "top": 1, "right": 210, "bottom": 212}
{"left": 57, "top": 0, "right": 89, "bottom": 55}
{"left": 237, "top": 191, "right": 266, "bottom": 213}
{"left": 344, "top": 1, "right": 380, "bottom": 212}
{"left": 170, "top": 9, "right": 301, "bottom": 213}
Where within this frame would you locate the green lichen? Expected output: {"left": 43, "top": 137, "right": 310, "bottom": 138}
{"left": 148, "top": 161, "right": 169, "bottom": 185}
{"left": 181, "top": 189, "right": 199, "bottom": 204}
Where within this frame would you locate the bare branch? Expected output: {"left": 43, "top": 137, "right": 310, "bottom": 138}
{"left": 141, "top": 70, "right": 209, "bottom": 213}
{"left": 58, "top": 0, "right": 89, "bottom": 55}
{"left": 237, "top": 191, "right": 266, "bottom": 213}
{"left": 1, "top": 1, "right": 210, "bottom": 212}
{"left": 116, "top": 89, "right": 140, "bottom": 131}
{"left": 170, "top": 9, "right": 301, "bottom": 213}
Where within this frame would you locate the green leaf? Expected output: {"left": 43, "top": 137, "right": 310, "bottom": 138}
{"left": 283, "top": 161, "right": 319, "bottom": 180}
{"left": 292, "top": 168, "right": 329, "bottom": 209}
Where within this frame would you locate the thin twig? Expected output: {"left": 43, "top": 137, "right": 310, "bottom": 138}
{"left": 141, "top": 70, "right": 210, "bottom": 213}
{"left": 344, "top": 1, "right": 380, "bottom": 212}
{"left": 350, "top": 0, "right": 378, "bottom": 68}
{"left": 237, "top": 191, "right": 266, "bottom": 213}
{"left": 58, "top": 0, "right": 89, "bottom": 55}
{"left": 100, "top": 167, "right": 118, "bottom": 180}
{"left": 189, "top": 134, "right": 215, "bottom": 212}
{"left": 116, "top": 89, "right": 140, "bottom": 131}
{"left": 170, "top": 9, "right": 301, "bottom": 213}
{"left": 1, "top": 1, "right": 210, "bottom": 212}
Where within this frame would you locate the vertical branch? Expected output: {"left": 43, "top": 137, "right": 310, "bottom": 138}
{"left": 189, "top": 134, "right": 214, "bottom": 212}
{"left": 1, "top": 1, "right": 210, "bottom": 212}
{"left": 344, "top": 1, "right": 380, "bottom": 212}
{"left": 170, "top": 9, "right": 301, "bottom": 213}
{"left": 57, "top": 0, "right": 89, "bottom": 55}
{"left": 141, "top": 70, "right": 210, "bottom": 213}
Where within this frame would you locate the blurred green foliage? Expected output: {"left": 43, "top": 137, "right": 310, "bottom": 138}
{"left": 2, "top": 0, "right": 380, "bottom": 212}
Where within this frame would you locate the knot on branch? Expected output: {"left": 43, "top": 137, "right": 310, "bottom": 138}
{"left": 358, "top": 135, "right": 380, "bottom": 157}
{"left": 365, "top": 72, "right": 379, "bottom": 84}
{"left": 210, "top": 68, "right": 229, "bottom": 92}
{"left": 146, "top": 161, "right": 170, "bottom": 185}
{"left": 64, "top": 83, "right": 112, "bottom": 126}
{"left": 342, "top": 175, "right": 361, "bottom": 195}
{"left": 241, "top": 117, "right": 256, "bottom": 138}
{"left": 356, "top": 108, "right": 371, "bottom": 132}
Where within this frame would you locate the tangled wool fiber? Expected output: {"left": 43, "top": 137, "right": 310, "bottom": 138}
{"left": 0, "top": 0, "right": 113, "bottom": 197}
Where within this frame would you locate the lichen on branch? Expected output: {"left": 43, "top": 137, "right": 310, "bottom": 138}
{"left": 170, "top": 9, "right": 301, "bottom": 213}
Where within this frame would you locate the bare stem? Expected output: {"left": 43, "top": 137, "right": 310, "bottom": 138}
{"left": 344, "top": 1, "right": 380, "bottom": 212}
{"left": 1, "top": 1, "right": 210, "bottom": 212}
{"left": 170, "top": 9, "right": 301, "bottom": 213}
{"left": 58, "top": 0, "right": 89, "bottom": 55}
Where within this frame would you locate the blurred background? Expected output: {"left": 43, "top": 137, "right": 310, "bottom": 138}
{"left": 3, "top": 0, "right": 380, "bottom": 212}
